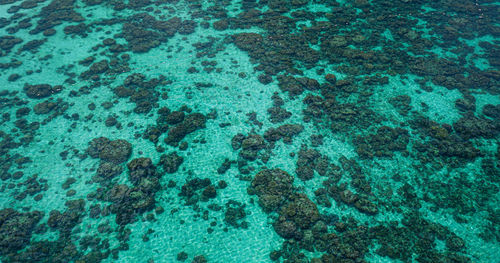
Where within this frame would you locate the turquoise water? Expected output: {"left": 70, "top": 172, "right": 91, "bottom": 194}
{"left": 0, "top": 0, "right": 499, "bottom": 262}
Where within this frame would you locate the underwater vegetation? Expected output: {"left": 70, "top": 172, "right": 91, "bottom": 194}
{"left": 0, "top": 0, "right": 499, "bottom": 262}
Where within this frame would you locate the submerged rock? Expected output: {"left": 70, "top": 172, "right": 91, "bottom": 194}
{"left": 250, "top": 169, "right": 294, "bottom": 212}
{"left": 164, "top": 113, "right": 206, "bottom": 145}
{"left": 127, "top": 157, "right": 156, "bottom": 185}
{"left": 279, "top": 194, "right": 320, "bottom": 229}
{"left": 160, "top": 152, "right": 183, "bottom": 173}
{"left": 87, "top": 137, "right": 132, "bottom": 164}
{"left": 99, "top": 140, "right": 132, "bottom": 164}
{"left": 0, "top": 208, "right": 43, "bottom": 255}
{"left": 23, "top": 84, "right": 62, "bottom": 99}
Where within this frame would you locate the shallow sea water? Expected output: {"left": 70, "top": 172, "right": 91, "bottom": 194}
{"left": 0, "top": 1, "right": 499, "bottom": 263}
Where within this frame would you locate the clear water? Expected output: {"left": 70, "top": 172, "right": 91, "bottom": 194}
{"left": 0, "top": 0, "right": 499, "bottom": 262}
